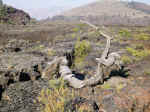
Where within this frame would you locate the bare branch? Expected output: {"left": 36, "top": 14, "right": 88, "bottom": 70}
{"left": 80, "top": 20, "right": 99, "bottom": 30}
{"left": 41, "top": 21, "right": 123, "bottom": 89}
{"left": 80, "top": 20, "right": 112, "bottom": 59}
{"left": 80, "top": 20, "right": 113, "bottom": 40}
{"left": 101, "top": 37, "right": 111, "bottom": 59}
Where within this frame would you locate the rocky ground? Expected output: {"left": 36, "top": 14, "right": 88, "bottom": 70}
{"left": 0, "top": 22, "right": 150, "bottom": 112}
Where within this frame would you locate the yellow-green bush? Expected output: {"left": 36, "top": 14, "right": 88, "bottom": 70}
{"left": 119, "top": 29, "right": 131, "bottom": 38}
{"left": 74, "top": 39, "right": 91, "bottom": 68}
{"left": 38, "top": 78, "right": 75, "bottom": 112}
{"left": 76, "top": 23, "right": 86, "bottom": 28}
{"left": 134, "top": 44, "right": 144, "bottom": 50}
{"left": 134, "top": 33, "right": 150, "bottom": 40}
{"left": 116, "top": 83, "right": 125, "bottom": 92}
{"left": 121, "top": 55, "right": 133, "bottom": 64}
{"left": 47, "top": 48, "right": 56, "bottom": 56}
{"left": 144, "top": 70, "right": 150, "bottom": 75}
{"left": 72, "top": 27, "right": 80, "bottom": 33}
{"left": 101, "top": 83, "right": 112, "bottom": 90}
{"left": 126, "top": 47, "right": 150, "bottom": 60}
{"left": 0, "top": 5, "right": 7, "bottom": 18}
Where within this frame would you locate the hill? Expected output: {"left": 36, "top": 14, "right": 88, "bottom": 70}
{"left": 128, "top": 1, "right": 150, "bottom": 14}
{"left": 0, "top": 2, "right": 30, "bottom": 25}
{"left": 51, "top": 0, "right": 150, "bottom": 26}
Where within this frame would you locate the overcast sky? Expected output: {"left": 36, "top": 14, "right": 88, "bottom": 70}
{"left": 3, "top": 0, "right": 150, "bottom": 20}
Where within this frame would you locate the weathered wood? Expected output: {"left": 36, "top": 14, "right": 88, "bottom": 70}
{"left": 80, "top": 20, "right": 113, "bottom": 40}
{"left": 42, "top": 21, "right": 122, "bottom": 88}
{"left": 42, "top": 57, "right": 61, "bottom": 79}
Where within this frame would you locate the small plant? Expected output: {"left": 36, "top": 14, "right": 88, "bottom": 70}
{"left": 101, "top": 83, "right": 112, "bottom": 90}
{"left": 74, "top": 39, "right": 91, "bottom": 68}
{"left": 47, "top": 48, "right": 56, "bottom": 56}
{"left": 119, "top": 29, "right": 131, "bottom": 38}
{"left": 126, "top": 47, "right": 150, "bottom": 60}
{"left": 72, "top": 27, "right": 80, "bottom": 33}
{"left": 78, "top": 105, "right": 92, "bottom": 112}
{"left": 144, "top": 70, "right": 150, "bottom": 75}
{"left": 0, "top": 5, "right": 15, "bottom": 24}
{"left": 121, "top": 55, "right": 133, "bottom": 64}
{"left": 134, "top": 33, "right": 150, "bottom": 41}
{"left": 116, "top": 83, "right": 125, "bottom": 91}
{"left": 38, "top": 78, "right": 75, "bottom": 112}
{"left": 0, "top": 5, "right": 8, "bottom": 17}
{"left": 135, "top": 44, "right": 144, "bottom": 50}
{"left": 71, "top": 33, "right": 76, "bottom": 39}
{"left": 7, "top": 6, "right": 16, "bottom": 13}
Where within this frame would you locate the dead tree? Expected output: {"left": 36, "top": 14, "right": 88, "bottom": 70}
{"left": 42, "top": 21, "right": 122, "bottom": 88}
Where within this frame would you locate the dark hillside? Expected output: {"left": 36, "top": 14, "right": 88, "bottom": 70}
{"left": 0, "top": 3, "right": 30, "bottom": 25}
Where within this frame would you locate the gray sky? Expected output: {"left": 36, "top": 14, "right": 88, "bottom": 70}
{"left": 3, "top": 0, "right": 150, "bottom": 20}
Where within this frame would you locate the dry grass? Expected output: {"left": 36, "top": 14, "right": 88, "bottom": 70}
{"left": 121, "top": 55, "right": 133, "bottom": 64}
{"left": 38, "top": 78, "right": 76, "bottom": 112}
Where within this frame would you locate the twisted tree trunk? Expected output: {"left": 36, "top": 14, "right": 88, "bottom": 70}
{"left": 42, "top": 21, "right": 122, "bottom": 88}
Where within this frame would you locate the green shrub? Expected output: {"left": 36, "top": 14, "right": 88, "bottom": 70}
{"left": 134, "top": 33, "right": 150, "bottom": 40}
{"left": 75, "top": 40, "right": 91, "bottom": 58}
{"left": 116, "top": 83, "right": 125, "bottom": 91}
{"left": 144, "top": 70, "right": 150, "bottom": 75}
{"left": 126, "top": 47, "right": 150, "bottom": 60}
{"left": 71, "top": 33, "right": 76, "bottom": 39}
{"left": 119, "top": 29, "right": 131, "bottom": 38}
{"left": 74, "top": 39, "right": 91, "bottom": 68}
{"left": 72, "top": 27, "right": 80, "bottom": 33}
{"left": 0, "top": 5, "right": 8, "bottom": 17}
{"left": 101, "top": 83, "right": 112, "bottom": 90}
{"left": 47, "top": 48, "right": 56, "bottom": 56}
{"left": 77, "top": 23, "right": 86, "bottom": 28}
{"left": 135, "top": 44, "right": 144, "bottom": 50}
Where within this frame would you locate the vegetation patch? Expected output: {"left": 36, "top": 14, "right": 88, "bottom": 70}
{"left": 0, "top": 2, "right": 30, "bottom": 25}
{"left": 47, "top": 48, "right": 56, "bottom": 56}
{"left": 126, "top": 47, "right": 150, "bottom": 60}
{"left": 74, "top": 39, "right": 91, "bottom": 69}
{"left": 38, "top": 78, "right": 75, "bottom": 112}
{"left": 101, "top": 83, "right": 112, "bottom": 90}
{"left": 0, "top": 5, "right": 17, "bottom": 24}
{"left": 133, "top": 33, "right": 150, "bottom": 40}
{"left": 116, "top": 83, "right": 125, "bottom": 91}
{"left": 144, "top": 70, "right": 150, "bottom": 75}
{"left": 121, "top": 55, "right": 133, "bottom": 64}
{"left": 72, "top": 27, "right": 80, "bottom": 33}
{"left": 118, "top": 29, "right": 131, "bottom": 38}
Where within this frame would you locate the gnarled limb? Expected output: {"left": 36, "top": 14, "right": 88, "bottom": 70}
{"left": 42, "top": 57, "right": 62, "bottom": 79}
{"left": 83, "top": 63, "right": 104, "bottom": 85}
{"left": 42, "top": 21, "right": 122, "bottom": 88}
{"left": 58, "top": 57, "right": 104, "bottom": 88}
{"left": 101, "top": 36, "right": 111, "bottom": 59}
{"left": 80, "top": 20, "right": 113, "bottom": 60}
{"left": 80, "top": 20, "right": 113, "bottom": 40}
